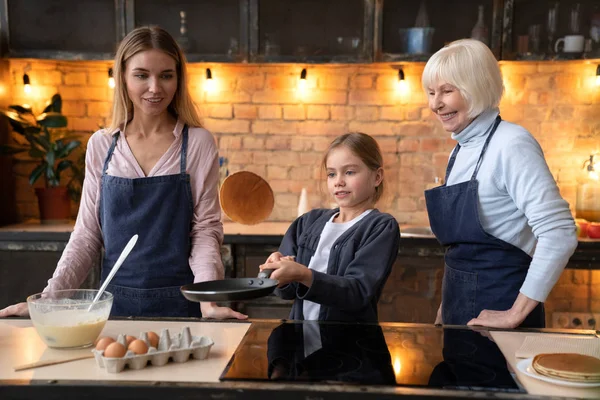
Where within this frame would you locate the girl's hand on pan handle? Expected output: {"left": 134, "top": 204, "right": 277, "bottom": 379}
{"left": 265, "top": 252, "right": 295, "bottom": 264}
{"left": 265, "top": 252, "right": 283, "bottom": 264}
{"left": 259, "top": 260, "right": 311, "bottom": 287}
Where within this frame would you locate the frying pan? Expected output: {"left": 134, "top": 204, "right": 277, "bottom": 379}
{"left": 180, "top": 269, "right": 278, "bottom": 302}
{"left": 182, "top": 170, "right": 278, "bottom": 302}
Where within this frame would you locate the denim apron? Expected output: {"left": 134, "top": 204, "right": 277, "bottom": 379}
{"left": 98, "top": 125, "right": 201, "bottom": 318}
{"left": 424, "top": 116, "right": 544, "bottom": 328}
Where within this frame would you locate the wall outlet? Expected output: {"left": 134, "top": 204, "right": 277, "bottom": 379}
{"left": 551, "top": 312, "right": 596, "bottom": 329}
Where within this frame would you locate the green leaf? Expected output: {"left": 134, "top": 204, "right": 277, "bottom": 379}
{"left": 29, "top": 163, "right": 46, "bottom": 185}
{"left": 8, "top": 104, "right": 33, "bottom": 115}
{"left": 8, "top": 119, "right": 25, "bottom": 134}
{"left": 55, "top": 160, "right": 73, "bottom": 182}
{"left": 45, "top": 149, "right": 56, "bottom": 168}
{"left": 24, "top": 126, "right": 42, "bottom": 135}
{"left": 37, "top": 112, "right": 67, "bottom": 128}
{"left": 53, "top": 133, "right": 80, "bottom": 142}
{"left": 1, "top": 110, "right": 32, "bottom": 134}
{"left": 46, "top": 162, "right": 58, "bottom": 186}
{"left": 43, "top": 94, "right": 62, "bottom": 113}
{"left": 31, "top": 134, "right": 51, "bottom": 151}
{"left": 55, "top": 140, "right": 81, "bottom": 159}
{"left": 56, "top": 159, "right": 73, "bottom": 173}
{"left": 0, "top": 109, "right": 30, "bottom": 124}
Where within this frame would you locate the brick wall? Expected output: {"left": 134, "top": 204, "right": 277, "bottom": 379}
{"left": 6, "top": 59, "right": 599, "bottom": 223}
{"left": 3, "top": 59, "right": 600, "bottom": 325}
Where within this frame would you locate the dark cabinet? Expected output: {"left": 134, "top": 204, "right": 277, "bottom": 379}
{"left": 0, "top": 247, "right": 100, "bottom": 308}
{"left": 502, "top": 0, "right": 600, "bottom": 60}
{"left": 249, "top": 0, "right": 374, "bottom": 63}
{"left": 376, "top": 0, "right": 503, "bottom": 61}
{"left": 0, "top": 0, "right": 125, "bottom": 60}
{"left": 125, "top": 0, "right": 249, "bottom": 62}
{"left": 2, "top": 0, "right": 599, "bottom": 61}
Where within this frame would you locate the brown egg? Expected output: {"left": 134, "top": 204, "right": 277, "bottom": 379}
{"left": 95, "top": 336, "right": 115, "bottom": 351}
{"left": 146, "top": 331, "right": 159, "bottom": 348}
{"left": 128, "top": 339, "right": 149, "bottom": 355}
{"left": 125, "top": 335, "right": 136, "bottom": 346}
{"left": 104, "top": 342, "right": 127, "bottom": 358}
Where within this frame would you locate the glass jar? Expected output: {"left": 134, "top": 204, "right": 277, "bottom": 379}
{"left": 575, "top": 155, "right": 600, "bottom": 222}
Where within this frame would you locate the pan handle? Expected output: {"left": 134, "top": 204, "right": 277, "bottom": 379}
{"left": 257, "top": 269, "right": 274, "bottom": 279}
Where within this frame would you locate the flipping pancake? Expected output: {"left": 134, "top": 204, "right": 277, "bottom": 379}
{"left": 532, "top": 353, "right": 600, "bottom": 383}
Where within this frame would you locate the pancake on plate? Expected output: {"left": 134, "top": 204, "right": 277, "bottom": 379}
{"left": 532, "top": 353, "right": 600, "bottom": 383}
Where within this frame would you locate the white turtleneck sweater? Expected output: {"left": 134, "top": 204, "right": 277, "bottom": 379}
{"left": 446, "top": 108, "right": 577, "bottom": 302}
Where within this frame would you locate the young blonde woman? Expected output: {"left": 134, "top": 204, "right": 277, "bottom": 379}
{"left": 422, "top": 39, "right": 577, "bottom": 328}
{"left": 0, "top": 26, "right": 246, "bottom": 319}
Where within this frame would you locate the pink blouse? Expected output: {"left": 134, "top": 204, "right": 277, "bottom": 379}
{"left": 45, "top": 120, "right": 224, "bottom": 292}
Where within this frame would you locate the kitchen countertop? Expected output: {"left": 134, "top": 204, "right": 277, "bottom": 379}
{"left": 1, "top": 220, "right": 599, "bottom": 267}
{"left": 1, "top": 318, "right": 599, "bottom": 400}
{"left": 0, "top": 221, "right": 291, "bottom": 244}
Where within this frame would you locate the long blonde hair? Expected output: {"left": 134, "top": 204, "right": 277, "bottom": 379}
{"left": 107, "top": 26, "right": 202, "bottom": 131}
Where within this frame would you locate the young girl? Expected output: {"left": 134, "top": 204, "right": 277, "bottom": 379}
{"left": 259, "top": 133, "right": 400, "bottom": 323}
{"left": 0, "top": 26, "right": 245, "bottom": 320}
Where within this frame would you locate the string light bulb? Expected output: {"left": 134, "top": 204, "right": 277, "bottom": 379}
{"left": 23, "top": 73, "right": 31, "bottom": 95}
{"left": 298, "top": 68, "right": 307, "bottom": 92}
{"left": 204, "top": 68, "right": 216, "bottom": 92}
{"left": 396, "top": 67, "right": 407, "bottom": 92}
{"left": 596, "top": 64, "right": 600, "bottom": 87}
{"left": 108, "top": 68, "right": 115, "bottom": 89}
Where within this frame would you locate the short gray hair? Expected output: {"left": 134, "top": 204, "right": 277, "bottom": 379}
{"left": 422, "top": 39, "right": 504, "bottom": 119}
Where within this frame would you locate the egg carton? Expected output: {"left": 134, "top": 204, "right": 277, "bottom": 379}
{"left": 92, "top": 326, "right": 214, "bottom": 373}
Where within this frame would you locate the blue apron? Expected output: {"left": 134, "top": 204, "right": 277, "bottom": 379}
{"left": 424, "top": 116, "right": 544, "bottom": 328}
{"left": 98, "top": 125, "right": 201, "bottom": 318}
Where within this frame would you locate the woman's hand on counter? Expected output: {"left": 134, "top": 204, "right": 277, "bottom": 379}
{"left": 200, "top": 302, "right": 248, "bottom": 320}
{"left": 434, "top": 302, "right": 443, "bottom": 325}
{"left": 0, "top": 302, "right": 29, "bottom": 317}
{"left": 467, "top": 293, "right": 540, "bottom": 328}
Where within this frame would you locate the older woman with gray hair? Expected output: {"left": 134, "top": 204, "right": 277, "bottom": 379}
{"left": 422, "top": 39, "right": 577, "bottom": 329}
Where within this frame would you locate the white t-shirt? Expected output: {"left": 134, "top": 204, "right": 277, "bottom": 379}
{"left": 302, "top": 209, "right": 373, "bottom": 321}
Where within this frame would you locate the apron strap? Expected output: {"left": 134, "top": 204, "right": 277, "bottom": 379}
{"left": 444, "top": 144, "right": 461, "bottom": 184}
{"left": 471, "top": 116, "right": 502, "bottom": 180}
{"left": 444, "top": 115, "right": 503, "bottom": 183}
{"left": 180, "top": 125, "right": 189, "bottom": 175}
{"left": 102, "top": 132, "right": 120, "bottom": 176}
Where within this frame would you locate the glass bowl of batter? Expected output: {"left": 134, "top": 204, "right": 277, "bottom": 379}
{"left": 27, "top": 289, "right": 113, "bottom": 349}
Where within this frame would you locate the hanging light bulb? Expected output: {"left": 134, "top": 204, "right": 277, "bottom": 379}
{"left": 396, "top": 68, "right": 407, "bottom": 92}
{"left": 23, "top": 73, "right": 31, "bottom": 95}
{"left": 108, "top": 68, "right": 115, "bottom": 89}
{"left": 595, "top": 64, "right": 600, "bottom": 87}
{"left": 204, "top": 68, "right": 216, "bottom": 93}
{"left": 298, "top": 68, "right": 307, "bottom": 92}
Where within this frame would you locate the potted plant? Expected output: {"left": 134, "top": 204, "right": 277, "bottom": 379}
{"left": 0, "top": 94, "right": 82, "bottom": 224}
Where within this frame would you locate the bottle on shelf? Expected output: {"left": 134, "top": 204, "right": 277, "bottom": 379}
{"left": 471, "top": 5, "right": 489, "bottom": 46}
{"left": 576, "top": 154, "right": 600, "bottom": 223}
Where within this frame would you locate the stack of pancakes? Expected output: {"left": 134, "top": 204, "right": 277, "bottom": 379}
{"left": 532, "top": 353, "right": 600, "bottom": 383}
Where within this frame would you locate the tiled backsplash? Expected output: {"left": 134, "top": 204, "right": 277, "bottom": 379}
{"left": 2, "top": 59, "right": 600, "bottom": 223}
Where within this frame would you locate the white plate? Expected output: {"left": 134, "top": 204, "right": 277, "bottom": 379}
{"left": 516, "top": 358, "right": 600, "bottom": 388}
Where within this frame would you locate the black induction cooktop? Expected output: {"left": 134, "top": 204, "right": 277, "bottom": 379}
{"left": 220, "top": 321, "right": 525, "bottom": 393}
